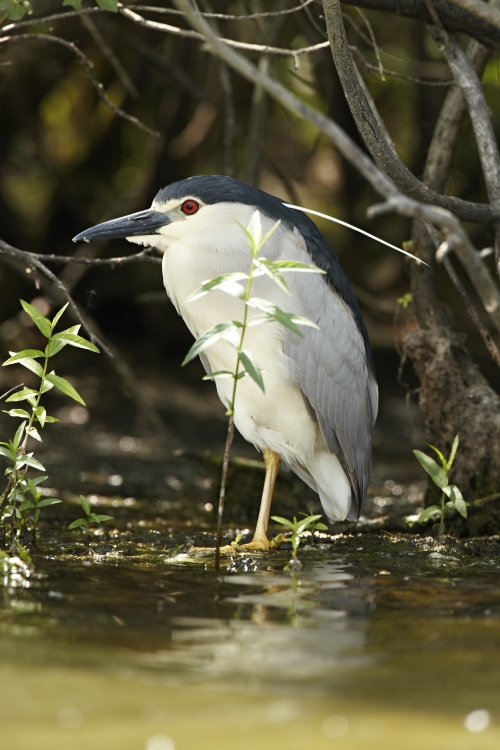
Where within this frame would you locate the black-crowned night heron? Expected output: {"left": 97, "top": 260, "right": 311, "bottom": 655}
{"left": 74, "top": 175, "right": 378, "bottom": 550}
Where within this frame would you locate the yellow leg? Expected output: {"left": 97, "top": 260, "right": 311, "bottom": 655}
{"left": 235, "top": 448, "right": 280, "bottom": 552}
{"left": 190, "top": 448, "right": 281, "bottom": 556}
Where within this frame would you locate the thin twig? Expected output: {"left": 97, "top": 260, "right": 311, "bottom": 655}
{"left": 130, "top": 1, "right": 316, "bottom": 21}
{"left": 4, "top": 246, "right": 162, "bottom": 267}
{"left": 215, "top": 414, "right": 234, "bottom": 572}
{"left": 119, "top": 6, "right": 330, "bottom": 63}
{"left": 80, "top": 13, "right": 138, "bottom": 98}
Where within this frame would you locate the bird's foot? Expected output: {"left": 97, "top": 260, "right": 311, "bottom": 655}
{"left": 222, "top": 532, "right": 287, "bottom": 553}
{"left": 188, "top": 531, "right": 288, "bottom": 558}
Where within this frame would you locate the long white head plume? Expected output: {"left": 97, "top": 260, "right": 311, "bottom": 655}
{"left": 284, "top": 203, "right": 427, "bottom": 266}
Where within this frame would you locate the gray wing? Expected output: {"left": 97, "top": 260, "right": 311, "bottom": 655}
{"left": 284, "top": 258, "right": 378, "bottom": 518}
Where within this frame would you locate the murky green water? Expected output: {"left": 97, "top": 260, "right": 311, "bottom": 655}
{"left": 1, "top": 530, "right": 500, "bottom": 750}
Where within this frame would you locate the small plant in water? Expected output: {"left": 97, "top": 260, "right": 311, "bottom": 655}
{"left": 414, "top": 434, "right": 467, "bottom": 535}
{"left": 0, "top": 300, "right": 99, "bottom": 558}
{"left": 68, "top": 495, "right": 113, "bottom": 541}
{"left": 271, "top": 513, "right": 328, "bottom": 571}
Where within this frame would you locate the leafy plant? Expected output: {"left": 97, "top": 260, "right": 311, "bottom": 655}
{"left": 68, "top": 495, "right": 113, "bottom": 541}
{"left": 271, "top": 513, "right": 328, "bottom": 570}
{"left": 182, "top": 211, "right": 325, "bottom": 557}
{"left": 0, "top": 300, "right": 99, "bottom": 556}
{"left": 0, "top": 0, "right": 32, "bottom": 22}
{"left": 414, "top": 435, "right": 467, "bottom": 535}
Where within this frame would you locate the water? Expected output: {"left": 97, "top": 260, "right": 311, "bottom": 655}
{"left": 1, "top": 528, "right": 499, "bottom": 750}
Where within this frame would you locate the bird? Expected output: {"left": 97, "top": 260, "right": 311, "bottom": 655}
{"left": 73, "top": 175, "right": 378, "bottom": 551}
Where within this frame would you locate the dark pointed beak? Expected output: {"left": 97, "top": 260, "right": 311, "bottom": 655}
{"left": 73, "top": 209, "right": 171, "bottom": 243}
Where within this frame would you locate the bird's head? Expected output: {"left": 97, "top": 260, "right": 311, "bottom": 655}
{"left": 73, "top": 175, "right": 300, "bottom": 253}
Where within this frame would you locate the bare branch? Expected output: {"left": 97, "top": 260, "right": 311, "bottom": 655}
{"left": 425, "top": 7, "right": 500, "bottom": 276}
{"left": 322, "top": 0, "right": 495, "bottom": 224}
{"left": 342, "top": 0, "right": 500, "bottom": 47}
{"left": 423, "top": 40, "right": 489, "bottom": 192}
{"left": 79, "top": 13, "right": 138, "bottom": 98}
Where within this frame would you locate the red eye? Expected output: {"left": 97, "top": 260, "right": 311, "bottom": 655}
{"left": 181, "top": 199, "right": 199, "bottom": 215}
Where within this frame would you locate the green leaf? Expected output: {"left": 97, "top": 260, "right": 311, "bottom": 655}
{"left": 96, "top": 0, "right": 118, "bottom": 11}
{"left": 413, "top": 450, "right": 447, "bottom": 489}
{"left": 295, "top": 514, "right": 324, "bottom": 534}
{"left": 428, "top": 443, "right": 447, "bottom": 471}
{"left": 443, "top": 485, "right": 468, "bottom": 518}
{"left": 5, "top": 387, "right": 38, "bottom": 404}
{"left": 37, "top": 498, "right": 62, "bottom": 508}
{"left": 271, "top": 515, "right": 295, "bottom": 530}
{"left": 50, "top": 331, "right": 99, "bottom": 353}
{"left": 253, "top": 259, "right": 289, "bottom": 294}
{"left": 259, "top": 219, "right": 281, "bottom": 250}
{"left": 247, "top": 300, "right": 318, "bottom": 337}
{"left": 2, "top": 408, "right": 31, "bottom": 420}
{"left": 417, "top": 505, "right": 441, "bottom": 523}
{"left": 6, "top": 1, "right": 31, "bottom": 20}
{"left": 254, "top": 259, "right": 325, "bottom": 294}
{"left": 44, "top": 372, "right": 85, "bottom": 405}
{"left": 89, "top": 513, "right": 113, "bottom": 523}
{"left": 27, "top": 479, "right": 41, "bottom": 500}
{"left": 68, "top": 518, "right": 88, "bottom": 529}
{"left": 182, "top": 322, "right": 242, "bottom": 365}
{"left": 20, "top": 300, "right": 52, "bottom": 338}
{"left": 187, "top": 273, "right": 248, "bottom": 302}
{"left": 62, "top": 0, "right": 82, "bottom": 9}
{"left": 18, "top": 453, "right": 45, "bottom": 471}
{"left": 202, "top": 370, "right": 235, "bottom": 381}
{"left": 238, "top": 349, "right": 265, "bottom": 393}
{"left": 446, "top": 435, "right": 459, "bottom": 472}
{"left": 50, "top": 303, "right": 69, "bottom": 329}
{"left": 13, "top": 421, "right": 26, "bottom": 450}
{"left": 18, "top": 501, "right": 36, "bottom": 512}
{"left": 34, "top": 405, "right": 47, "bottom": 427}
{"left": 3, "top": 349, "right": 45, "bottom": 365}
{"left": 28, "top": 476, "right": 48, "bottom": 491}
{"left": 80, "top": 495, "right": 91, "bottom": 516}
{"left": 26, "top": 426, "right": 42, "bottom": 442}
{"left": 261, "top": 259, "right": 325, "bottom": 275}
{"left": 40, "top": 378, "right": 54, "bottom": 394}
{"left": 45, "top": 338, "right": 68, "bottom": 358}
{"left": 3, "top": 353, "right": 44, "bottom": 377}
{"left": 0, "top": 445, "right": 16, "bottom": 461}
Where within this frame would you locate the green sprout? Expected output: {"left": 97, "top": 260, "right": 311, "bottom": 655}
{"left": 414, "top": 434, "right": 467, "bottom": 535}
{"left": 271, "top": 513, "right": 328, "bottom": 570}
{"left": 0, "top": 300, "right": 99, "bottom": 557}
{"left": 68, "top": 495, "right": 113, "bottom": 541}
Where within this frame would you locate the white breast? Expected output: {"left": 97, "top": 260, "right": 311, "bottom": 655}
{"left": 159, "top": 208, "right": 318, "bottom": 466}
